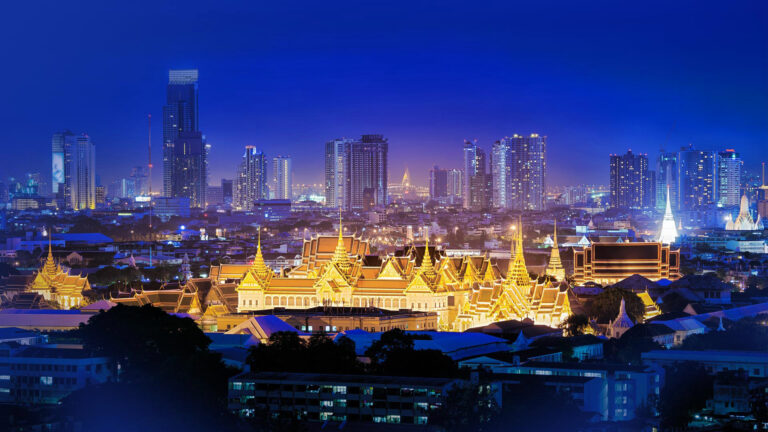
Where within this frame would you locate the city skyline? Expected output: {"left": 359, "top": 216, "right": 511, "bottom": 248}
{"left": 2, "top": 1, "right": 767, "bottom": 188}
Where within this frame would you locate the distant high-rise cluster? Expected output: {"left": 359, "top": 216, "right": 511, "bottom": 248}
{"left": 609, "top": 150, "right": 653, "bottom": 210}
{"left": 324, "top": 135, "right": 388, "bottom": 211}
{"left": 463, "top": 140, "right": 489, "bottom": 211}
{"left": 234, "top": 146, "right": 268, "bottom": 210}
{"left": 50, "top": 131, "right": 95, "bottom": 210}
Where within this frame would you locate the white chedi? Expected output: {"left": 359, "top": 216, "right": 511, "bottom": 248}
{"left": 726, "top": 194, "right": 763, "bottom": 231}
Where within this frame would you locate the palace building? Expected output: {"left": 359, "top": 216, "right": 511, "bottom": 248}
{"left": 26, "top": 239, "right": 89, "bottom": 309}
{"left": 572, "top": 242, "right": 680, "bottom": 286}
{"left": 200, "top": 220, "right": 573, "bottom": 331}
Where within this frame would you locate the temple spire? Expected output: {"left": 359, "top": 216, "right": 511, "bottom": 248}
{"left": 251, "top": 229, "right": 271, "bottom": 279}
{"left": 545, "top": 219, "right": 566, "bottom": 280}
{"left": 507, "top": 217, "right": 530, "bottom": 289}
{"left": 420, "top": 228, "right": 435, "bottom": 278}
{"left": 658, "top": 185, "right": 679, "bottom": 243}
{"left": 332, "top": 209, "right": 351, "bottom": 272}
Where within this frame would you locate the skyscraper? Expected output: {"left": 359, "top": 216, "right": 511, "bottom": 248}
{"left": 463, "top": 140, "right": 489, "bottom": 210}
{"left": 163, "top": 69, "right": 199, "bottom": 197}
{"left": 717, "top": 149, "right": 741, "bottom": 207}
{"left": 347, "top": 135, "right": 388, "bottom": 210}
{"left": 609, "top": 150, "right": 650, "bottom": 209}
{"left": 656, "top": 151, "right": 678, "bottom": 211}
{"left": 234, "top": 146, "right": 267, "bottom": 210}
{"left": 51, "top": 130, "right": 74, "bottom": 195}
{"left": 491, "top": 134, "right": 547, "bottom": 210}
{"left": 221, "top": 178, "right": 234, "bottom": 205}
{"left": 171, "top": 131, "right": 207, "bottom": 208}
{"left": 446, "top": 169, "right": 463, "bottom": 204}
{"left": 490, "top": 140, "right": 511, "bottom": 208}
{"left": 677, "top": 145, "right": 717, "bottom": 211}
{"left": 69, "top": 134, "right": 96, "bottom": 210}
{"left": 324, "top": 138, "right": 353, "bottom": 209}
{"left": 272, "top": 155, "right": 292, "bottom": 200}
{"left": 429, "top": 166, "right": 448, "bottom": 201}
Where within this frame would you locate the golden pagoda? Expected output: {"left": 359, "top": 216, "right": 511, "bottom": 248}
{"left": 545, "top": 220, "right": 566, "bottom": 281}
{"left": 27, "top": 234, "right": 89, "bottom": 309}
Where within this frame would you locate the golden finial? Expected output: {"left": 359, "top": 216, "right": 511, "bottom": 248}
{"left": 251, "top": 227, "right": 270, "bottom": 279}
{"left": 332, "top": 209, "right": 350, "bottom": 271}
{"left": 421, "top": 227, "right": 435, "bottom": 277}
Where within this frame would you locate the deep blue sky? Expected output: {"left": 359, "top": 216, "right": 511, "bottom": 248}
{"left": 2, "top": 0, "right": 767, "bottom": 188}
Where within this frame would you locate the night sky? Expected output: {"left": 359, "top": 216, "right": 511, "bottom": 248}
{"left": 2, "top": 0, "right": 767, "bottom": 188}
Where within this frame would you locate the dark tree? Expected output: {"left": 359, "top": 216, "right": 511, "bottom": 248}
{"left": 429, "top": 381, "right": 500, "bottom": 432}
{"left": 247, "top": 331, "right": 362, "bottom": 374}
{"left": 559, "top": 313, "right": 589, "bottom": 336}
{"left": 365, "top": 329, "right": 457, "bottom": 377}
{"left": 586, "top": 287, "right": 645, "bottom": 323}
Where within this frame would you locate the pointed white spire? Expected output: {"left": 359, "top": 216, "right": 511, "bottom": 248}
{"left": 658, "top": 185, "right": 679, "bottom": 244}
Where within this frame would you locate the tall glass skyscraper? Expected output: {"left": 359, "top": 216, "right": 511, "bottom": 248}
{"left": 234, "top": 146, "right": 267, "bottom": 210}
{"left": 462, "top": 140, "right": 489, "bottom": 210}
{"left": 348, "top": 134, "right": 388, "bottom": 211}
{"left": 609, "top": 150, "right": 650, "bottom": 210}
{"left": 717, "top": 149, "right": 741, "bottom": 207}
{"left": 51, "top": 130, "right": 74, "bottom": 195}
{"left": 324, "top": 138, "right": 353, "bottom": 209}
{"left": 656, "top": 151, "right": 678, "bottom": 211}
{"left": 677, "top": 145, "right": 718, "bottom": 211}
{"left": 491, "top": 134, "right": 547, "bottom": 210}
{"left": 69, "top": 134, "right": 96, "bottom": 210}
{"left": 163, "top": 69, "right": 199, "bottom": 197}
{"left": 272, "top": 155, "right": 292, "bottom": 200}
{"left": 172, "top": 132, "right": 207, "bottom": 208}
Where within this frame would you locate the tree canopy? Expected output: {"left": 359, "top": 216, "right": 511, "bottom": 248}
{"left": 247, "top": 331, "right": 362, "bottom": 374}
{"left": 586, "top": 287, "right": 645, "bottom": 323}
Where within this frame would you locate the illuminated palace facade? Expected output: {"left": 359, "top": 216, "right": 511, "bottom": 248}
{"left": 26, "top": 241, "right": 89, "bottom": 309}
{"left": 210, "top": 222, "right": 571, "bottom": 331}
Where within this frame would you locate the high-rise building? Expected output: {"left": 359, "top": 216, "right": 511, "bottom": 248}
{"left": 429, "top": 166, "right": 448, "bottom": 201}
{"left": 609, "top": 150, "right": 650, "bottom": 209}
{"left": 130, "top": 166, "right": 149, "bottom": 197}
{"left": 677, "top": 145, "right": 717, "bottom": 211}
{"left": 324, "top": 138, "right": 353, "bottom": 209}
{"left": 171, "top": 131, "right": 207, "bottom": 208}
{"left": 51, "top": 131, "right": 74, "bottom": 195}
{"left": 347, "top": 135, "right": 388, "bottom": 211}
{"left": 69, "top": 134, "right": 96, "bottom": 210}
{"left": 163, "top": 69, "right": 199, "bottom": 197}
{"left": 462, "top": 140, "right": 489, "bottom": 210}
{"left": 655, "top": 151, "right": 678, "bottom": 211}
{"left": 221, "top": 179, "right": 233, "bottom": 205}
{"left": 493, "top": 134, "right": 547, "bottom": 210}
{"left": 446, "top": 169, "right": 463, "bottom": 203}
{"left": 234, "top": 146, "right": 267, "bottom": 210}
{"left": 490, "top": 140, "right": 511, "bottom": 208}
{"left": 272, "top": 155, "right": 292, "bottom": 201}
{"left": 717, "top": 149, "right": 741, "bottom": 207}
{"left": 207, "top": 185, "right": 223, "bottom": 205}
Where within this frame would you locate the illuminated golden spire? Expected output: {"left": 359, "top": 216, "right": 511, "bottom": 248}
{"left": 333, "top": 209, "right": 351, "bottom": 272}
{"left": 507, "top": 217, "right": 530, "bottom": 288}
{"left": 42, "top": 228, "right": 57, "bottom": 277}
{"left": 251, "top": 229, "right": 271, "bottom": 280}
{"left": 420, "top": 228, "right": 436, "bottom": 278}
{"left": 545, "top": 219, "right": 566, "bottom": 280}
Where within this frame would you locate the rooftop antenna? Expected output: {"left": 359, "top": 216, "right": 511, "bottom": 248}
{"left": 148, "top": 113, "right": 153, "bottom": 268}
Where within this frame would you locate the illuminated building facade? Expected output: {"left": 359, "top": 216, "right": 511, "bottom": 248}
{"left": 51, "top": 130, "right": 74, "bottom": 196}
{"left": 462, "top": 140, "right": 489, "bottom": 210}
{"left": 429, "top": 166, "right": 463, "bottom": 205}
{"left": 572, "top": 242, "right": 680, "bottom": 286}
{"left": 69, "top": 134, "right": 96, "bottom": 210}
{"left": 26, "top": 240, "right": 89, "bottom": 309}
{"left": 324, "top": 138, "right": 353, "bottom": 209}
{"left": 234, "top": 146, "right": 267, "bottom": 210}
{"left": 717, "top": 150, "right": 741, "bottom": 207}
{"left": 725, "top": 194, "right": 763, "bottom": 230}
{"left": 171, "top": 131, "right": 207, "bottom": 208}
{"left": 678, "top": 145, "right": 717, "bottom": 211}
{"left": 656, "top": 151, "right": 678, "bottom": 211}
{"left": 609, "top": 150, "right": 651, "bottom": 210}
{"left": 501, "top": 134, "right": 547, "bottom": 211}
{"left": 272, "top": 155, "right": 292, "bottom": 200}
{"left": 211, "top": 220, "right": 572, "bottom": 331}
{"left": 163, "top": 69, "right": 199, "bottom": 197}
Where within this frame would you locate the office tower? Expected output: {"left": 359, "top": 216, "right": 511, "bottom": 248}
{"left": 163, "top": 69, "right": 199, "bottom": 197}
{"left": 207, "top": 185, "right": 223, "bottom": 205}
{"left": 463, "top": 140, "right": 489, "bottom": 210}
{"left": 234, "top": 146, "right": 267, "bottom": 210}
{"left": 272, "top": 155, "right": 292, "bottom": 200}
{"left": 655, "top": 151, "right": 678, "bottom": 211}
{"left": 718, "top": 149, "right": 741, "bottom": 207}
{"left": 347, "top": 135, "right": 388, "bottom": 211}
{"left": 491, "top": 140, "right": 511, "bottom": 208}
{"left": 677, "top": 145, "right": 717, "bottom": 211}
{"left": 130, "top": 166, "right": 149, "bottom": 196}
{"left": 107, "top": 178, "right": 135, "bottom": 199}
{"left": 446, "top": 169, "right": 463, "bottom": 204}
{"left": 491, "top": 134, "right": 547, "bottom": 210}
{"left": 69, "top": 134, "right": 96, "bottom": 210}
{"left": 171, "top": 131, "right": 207, "bottom": 208}
{"left": 51, "top": 130, "right": 74, "bottom": 195}
{"left": 609, "top": 150, "right": 650, "bottom": 209}
{"left": 324, "top": 138, "right": 353, "bottom": 209}
{"left": 221, "top": 179, "right": 233, "bottom": 205}
{"left": 429, "top": 166, "right": 448, "bottom": 201}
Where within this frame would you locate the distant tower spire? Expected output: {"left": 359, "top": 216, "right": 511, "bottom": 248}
{"left": 658, "top": 185, "right": 679, "bottom": 244}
